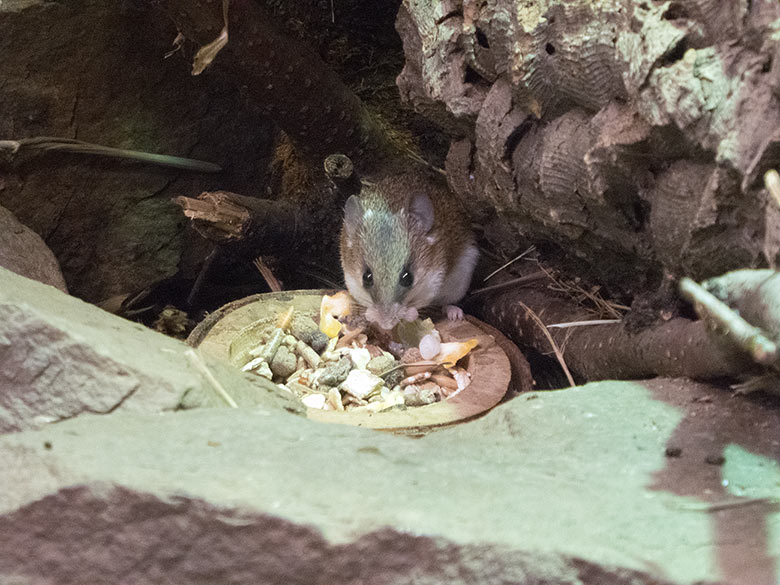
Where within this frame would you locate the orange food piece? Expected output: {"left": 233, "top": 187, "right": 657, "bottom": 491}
{"left": 319, "top": 291, "right": 353, "bottom": 338}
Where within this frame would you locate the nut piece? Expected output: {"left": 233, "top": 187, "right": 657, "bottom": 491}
{"left": 326, "top": 387, "right": 344, "bottom": 411}
{"left": 349, "top": 347, "right": 372, "bottom": 370}
{"left": 401, "top": 371, "right": 432, "bottom": 387}
{"left": 419, "top": 332, "right": 442, "bottom": 360}
{"left": 252, "top": 327, "right": 285, "bottom": 363}
{"left": 302, "top": 393, "right": 327, "bottom": 409}
{"left": 341, "top": 369, "right": 384, "bottom": 399}
{"left": 402, "top": 381, "right": 441, "bottom": 406}
{"left": 243, "top": 358, "right": 273, "bottom": 380}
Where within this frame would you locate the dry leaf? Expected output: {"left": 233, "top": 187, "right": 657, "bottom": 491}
{"left": 319, "top": 291, "right": 353, "bottom": 338}
{"left": 192, "top": 0, "right": 230, "bottom": 75}
{"left": 437, "top": 339, "right": 479, "bottom": 367}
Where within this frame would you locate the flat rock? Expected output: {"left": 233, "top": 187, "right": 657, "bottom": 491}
{"left": 0, "top": 204, "right": 67, "bottom": 292}
{"left": 0, "top": 267, "right": 299, "bottom": 433}
{"left": 0, "top": 375, "right": 777, "bottom": 584}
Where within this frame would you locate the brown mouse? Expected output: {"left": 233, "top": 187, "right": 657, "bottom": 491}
{"left": 339, "top": 173, "right": 478, "bottom": 330}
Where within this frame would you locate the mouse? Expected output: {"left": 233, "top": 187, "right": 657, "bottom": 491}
{"left": 339, "top": 173, "right": 479, "bottom": 330}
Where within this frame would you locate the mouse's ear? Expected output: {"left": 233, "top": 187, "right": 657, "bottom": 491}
{"left": 343, "top": 195, "right": 362, "bottom": 242}
{"left": 409, "top": 193, "right": 434, "bottom": 233}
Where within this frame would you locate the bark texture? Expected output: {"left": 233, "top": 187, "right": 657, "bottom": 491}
{"left": 397, "top": 0, "right": 780, "bottom": 294}
{"left": 156, "top": 0, "right": 399, "bottom": 174}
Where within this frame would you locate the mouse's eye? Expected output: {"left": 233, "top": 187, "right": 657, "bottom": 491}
{"left": 399, "top": 268, "right": 414, "bottom": 288}
{"left": 362, "top": 268, "right": 373, "bottom": 288}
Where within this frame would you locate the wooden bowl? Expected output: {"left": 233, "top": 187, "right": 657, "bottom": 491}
{"left": 188, "top": 290, "right": 512, "bottom": 431}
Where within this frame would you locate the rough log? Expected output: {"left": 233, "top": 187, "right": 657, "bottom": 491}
{"left": 398, "top": 0, "right": 780, "bottom": 295}
{"left": 473, "top": 278, "right": 755, "bottom": 381}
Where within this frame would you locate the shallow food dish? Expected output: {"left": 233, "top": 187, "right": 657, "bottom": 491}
{"left": 188, "top": 290, "right": 512, "bottom": 430}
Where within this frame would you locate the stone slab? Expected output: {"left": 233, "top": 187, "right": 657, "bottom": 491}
{"left": 0, "top": 377, "right": 777, "bottom": 584}
{"left": 0, "top": 266, "right": 300, "bottom": 433}
{"left": 0, "top": 204, "right": 67, "bottom": 293}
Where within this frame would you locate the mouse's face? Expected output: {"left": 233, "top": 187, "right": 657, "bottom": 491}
{"left": 341, "top": 191, "right": 444, "bottom": 329}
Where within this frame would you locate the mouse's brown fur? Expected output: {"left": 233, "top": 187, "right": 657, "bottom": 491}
{"left": 340, "top": 173, "right": 478, "bottom": 329}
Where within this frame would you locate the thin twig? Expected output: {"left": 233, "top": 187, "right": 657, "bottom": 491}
{"left": 536, "top": 262, "right": 628, "bottom": 319}
{"left": 0, "top": 137, "right": 221, "bottom": 173}
{"left": 379, "top": 361, "right": 440, "bottom": 377}
{"left": 671, "top": 497, "right": 779, "bottom": 513}
{"left": 401, "top": 147, "right": 446, "bottom": 176}
{"left": 468, "top": 271, "right": 549, "bottom": 296}
{"left": 679, "top": 277, "right": 778, "bottom": 365}
{"left": 483, "top": 245, "right": 536, "bottom": 282}
{"left": 253, "top": 256, "right": 283, "bottom": 292}
{"left": 186, "top": 349, "right": 238, "bottom": 408}
{"left": 547, "top": 319, "right": 621, "bottom": 329}
{"left": 518, "top": 300, "right": 576, "bottom": 387}
{"left": 187, "top": 246, "right": 220, "bottom": 308}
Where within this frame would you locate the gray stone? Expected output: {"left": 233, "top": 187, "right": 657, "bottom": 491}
{"left": 309, "top": 330, "right": 329, "bottom": 354}
{"left": 0, "top": 267, "right": 299, "bottom": 433}
{"left": 367, "top": 353, "right": 402, "bottom": 386}
{"left": 290, "top": 313, "right": 319, "bottom": 346}
{"left": 0, "top": 248, "right": 778, "bottom": 584}
{"left": 269, "top": 345, "right": 297, "bottom": 378}
{"left": 0, "top": 205, "right": 67, "bottom": 293}
{"left": 367, "top": 353, "right": 395, "bottom": 373}
{"left": 318, "top": 356, "right": 352, "bottom": 386}
{"left": 0, "top": 375, "right": 778, "bottom": 584}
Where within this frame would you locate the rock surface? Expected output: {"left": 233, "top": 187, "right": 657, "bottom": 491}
{"left": 1, "top": 261, "right": 778, "bottom": 585}
{"left": 0, "top": 382, "right": 776, "bottom": 585}
{"left": 0, "top": 204, "right": 67, "bottom": 292}
{"left": 1, "top": 370, "right": 778, "bottom": 581}
{"left": 0, "top": 0, "right": 276, "bottom": 302}
{"left": 0, "top": 267, "right": 299, "bottom": 434}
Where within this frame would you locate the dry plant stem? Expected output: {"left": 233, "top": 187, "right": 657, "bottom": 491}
{"left": 191, "top": 0, "right": 229, "bottom": 75}
{"left": 468, "top": 271, "right": 549, "bottom": 296}
{"left": 477, "top": 286, "right": 753, "bottom": 380}
{"left": 0, "top": 137, "right": 221, "bottom": 172}
{"left": 536, "top": 263, "right": 628, "bottom": 318}
{"left": 186, "top": 349, "right": 238, "bottom": 408}
{"left": 679, "top": 277, "right": 778, "bottom": 365}
{"left": 482, "top": 245, "right": 536, "bottom": 282}
{"left": 547, "top": 319, "right": 622, "bottom": 328}
{"left": 187, "top": 245, "right": 220, "bottom": 308}
{"left": 156, "top": 0, "right": 397, "bottom": 171}
{"left": 379, "top": 361, "right": 440, "bottom": 377}
{"left": 253, "top": 257, "right": 283, "bottom": 292}
{"left": 703, "top": 269, "right": 780, "bottom": 340}
{"left": 517, "top": 300, "right": 575, "bottom": 386}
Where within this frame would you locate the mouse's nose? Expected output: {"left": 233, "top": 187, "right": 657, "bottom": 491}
{"left": 366, "top": 304, "right": 400, "bottom": 331}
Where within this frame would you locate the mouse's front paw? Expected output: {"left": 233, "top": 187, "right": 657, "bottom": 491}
{"left": 444, "top": 304, "right": 464, "bottom": 321}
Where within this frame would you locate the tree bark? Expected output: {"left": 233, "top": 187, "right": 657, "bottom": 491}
{"left": 397, "top": 0, "right": 780, "bottom": 296}
{"left": 154, "top": 0, "right": 400, "bottom": 174}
